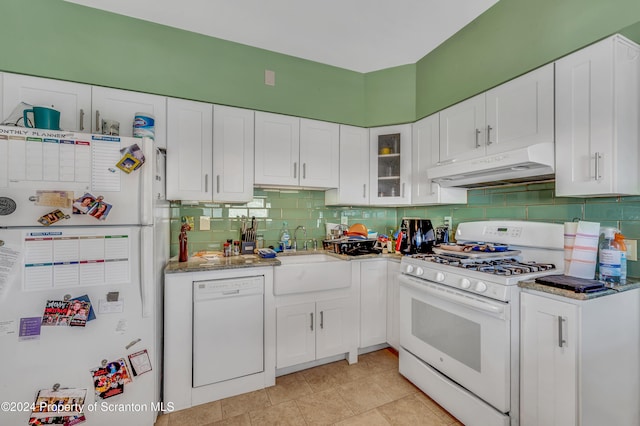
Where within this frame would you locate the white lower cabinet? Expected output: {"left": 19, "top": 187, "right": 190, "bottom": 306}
{"left": 520, "top": 289, "right": 640, "bottom": 426}
{"left": 358, "top": 259, "right": 388, "bottom": 348}
{"left": 276, "top": 298, "right": 351, "bottom": 369}
{"left": 386, "top": 259, "right": 401, "bottom": 350}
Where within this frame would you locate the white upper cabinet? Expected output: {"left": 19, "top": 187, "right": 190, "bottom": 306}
{"left": 555, "top": 34, "right": 640, "bottom": 197}
{"left": 166, "top": 98, "right": 213, "bottom": 201}
{"left": 166, "top": 102, "right": 254, "bottom": 203}
{"left": 485, "top": 63, "right": 554, "bottom": 155}
{"left": 299, "top": 118, "right": 339, "bottom": 188}
{"left": 1, "top": 73, "right": 168, "bottom": 147}
{"left": 2, "top": 73, "right": 91, "bottom": 132}
{"left": 212, "top": 105, "right": 254, "bottom": 202}
{"left": 254, "top": 112, "right": 300, "bottom": 186}
{"left": 411, "top": 113, "right": 466, "bottom": 205}
{"left": 369, "top": 124, "right": 411, "bottom": 205}
{"left": 439, "top": 63, "right": 554, "bottom": 164}
{"left": 91, "top": 86, "right": 167, "bottom": 149}
{"left": 438, "top": 94, "right": 486, "bottom": 164}
{"left": 325, "top": 125, "right": 370, "bottom": 206}
{"left": 254, "top": 112, "right": 339, "bottom": 189}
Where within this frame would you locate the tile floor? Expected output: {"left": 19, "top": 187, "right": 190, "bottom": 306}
{"left": 155, "top": 349, "right": 462, "bottom": 425}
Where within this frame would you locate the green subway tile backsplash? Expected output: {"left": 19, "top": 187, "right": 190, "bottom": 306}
{"left": 171, "top": 183, "right": 640, "bottom": 276}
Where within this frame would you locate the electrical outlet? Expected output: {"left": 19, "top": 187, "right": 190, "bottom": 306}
{"left": 199, "top": 216, "right": 211, "bottom": 231}
{"left": 444, "top": 216, "right": 452, "bottom": 228}
{"left": 625, "top": 239, "right": 637, "bottom": 261}
{"left": 265, "top": 69, "right": 276, "bottom": 86}
{"left": 341, "top": 215, "right": 349, "bottom": 225}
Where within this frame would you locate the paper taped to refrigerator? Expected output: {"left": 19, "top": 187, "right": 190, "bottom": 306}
{"left": 22, "top": 229, "right": 131, "bottom": 291}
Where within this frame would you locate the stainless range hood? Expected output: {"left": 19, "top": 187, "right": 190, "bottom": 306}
{"left": 426, "top": 142, "right": 555, "bottom": 188}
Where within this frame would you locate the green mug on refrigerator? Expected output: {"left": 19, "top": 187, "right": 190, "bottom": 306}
{"left": 23, "top": 106, "right": 61, "bottom": 130}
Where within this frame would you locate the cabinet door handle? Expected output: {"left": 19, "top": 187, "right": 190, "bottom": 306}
{"left": 303, "top": 163, "right": 306, "bottom": 179}
{"left": 320, "top": 311, "right": 324, "bottom": 329}
{"left": 310, "top": 312, "right": 314, "bottom": 331}
{"left": 487, "top": 125, "right": 493, "bottom": 145}
{"left": 95, "top": 110, "right": 100, "bottom": 132}
{"left": 293, "top": 162, "right": 297, "bottom": 179}
{"left": 216, "top": 175, "right": 220, "bottom": 193}
{"left": 204, "top": 174, "right": 209, "bottom": 193}
{"left": 402, "top": 182, "right": 405, "bottom": 198}
{"left": 594, "top": 152, "right": 602, "bottom": 181}
{"left": 363, "top": 184, "right": 367, "bottom": 199}
{"left": 475, "top": 128, "right": 481, "bottom": 148}
{"left": 558, "top": 316, "right": 567, "bottom": 347}
{"left": 436, "top": 158, "right": 456, "bottom": 166}
{"left": 79, "top": 109, "right": 85, "bottom": 131}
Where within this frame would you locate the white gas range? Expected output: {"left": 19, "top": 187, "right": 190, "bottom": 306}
{"left": 398, "top": 221, "right": 564, "bottom": 426}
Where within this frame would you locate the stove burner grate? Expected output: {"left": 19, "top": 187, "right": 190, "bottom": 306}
{"left": 414, "top": 254, "right": 556, "bottom": 276}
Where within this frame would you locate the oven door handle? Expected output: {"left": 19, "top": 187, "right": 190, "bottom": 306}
{"left": 399, "top": 275, "right": 506, "bottom": 318}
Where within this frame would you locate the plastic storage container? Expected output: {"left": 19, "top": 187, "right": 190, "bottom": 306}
{"left": 599, "top": 227, "right": 622, "bottom": 283}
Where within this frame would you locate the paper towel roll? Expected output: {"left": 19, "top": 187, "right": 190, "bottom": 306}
{"left": 565, "top": 221, "right": 599, "bottom": 279}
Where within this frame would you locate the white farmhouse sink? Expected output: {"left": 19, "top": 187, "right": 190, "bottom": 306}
{"left": 274, "top": 254, "right": 351, "bottom": 295}
{"left": 277, "top": 254, "right": 337, "bottom": 264}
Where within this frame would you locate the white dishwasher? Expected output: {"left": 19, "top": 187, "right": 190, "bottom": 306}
{"left": 192, "top": 275, "right": 264, "bottom": 387}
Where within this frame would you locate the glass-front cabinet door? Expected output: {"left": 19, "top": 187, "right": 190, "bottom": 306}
{"left": 369, "top": 124, "right": 411, "bottom": 205}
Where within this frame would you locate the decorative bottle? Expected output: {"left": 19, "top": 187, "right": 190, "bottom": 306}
{"left": 179, "top": 223, "right": 190, "bottom": 262}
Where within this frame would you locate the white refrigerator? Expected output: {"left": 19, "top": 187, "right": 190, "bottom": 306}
{"left": 0, "top": 125, "right": 169, "bottom": 425}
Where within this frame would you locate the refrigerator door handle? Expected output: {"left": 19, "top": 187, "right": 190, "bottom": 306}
{"left": 140, "top": 137, "right": 154, "bottom": 226}
{"left": 140, "top": 226, "right": 154, "bottom": 318}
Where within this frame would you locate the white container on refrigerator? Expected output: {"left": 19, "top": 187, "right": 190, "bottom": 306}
{"left": 0, "top": 126, "right": 168, "bottom": 426}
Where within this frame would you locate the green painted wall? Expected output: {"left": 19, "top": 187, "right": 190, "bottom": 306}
{"left": 364, "top": 64, "right": 416, "bottom": 127}
{"left": 0, "top": 0, "right": 366, "bottom": 126}
{"left": 3, "top": 0, "right": 640, "bottom": 126}
{"left": 416, "top": 0, "right": 640, "bottom": 118}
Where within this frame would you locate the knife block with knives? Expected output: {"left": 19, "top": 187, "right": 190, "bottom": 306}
{"left": 240, "top": 216, "right": 257, "bottom": 254}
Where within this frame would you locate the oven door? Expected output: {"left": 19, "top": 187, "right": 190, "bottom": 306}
{"left": 399, "top": 274, "right": 510, "bottom": 413}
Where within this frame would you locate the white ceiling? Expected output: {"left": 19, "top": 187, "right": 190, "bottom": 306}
{"left": 65, "top": 0, "right": 498, "bottom": 73}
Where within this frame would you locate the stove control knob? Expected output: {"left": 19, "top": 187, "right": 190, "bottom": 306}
{"left": 474, "top": 281, "right": 488, "bottom": 293}
{"left": 460, "top": 278, "right": 471, "bottom": 289}
{"left": 406, "top": 265, "right": 414, "bottom": 274}
{"left": 435, "top": 272, "right": 445, "bottom": 282}
{"left": 415, "top": 267, "right": 424, "bottom": 276}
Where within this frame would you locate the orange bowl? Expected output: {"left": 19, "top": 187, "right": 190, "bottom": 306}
{"left": 347, "top": 223, "right": 368, "bottom": 237}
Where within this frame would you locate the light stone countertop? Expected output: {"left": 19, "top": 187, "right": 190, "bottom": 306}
{"left": 519, "top": 277, "right": 640, "bottom": 300}
{"left": 165, "top": 249, "right": 402, "bottom": 273}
